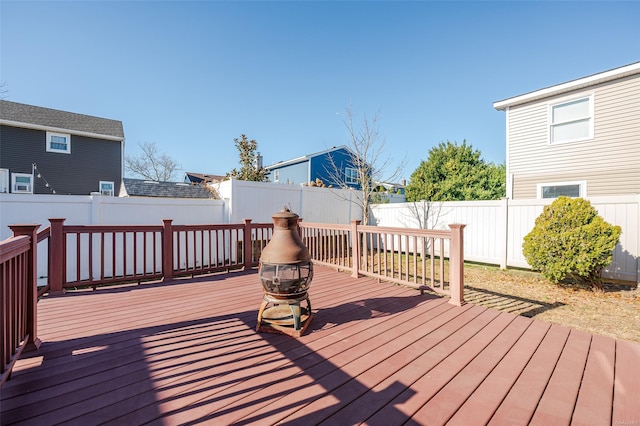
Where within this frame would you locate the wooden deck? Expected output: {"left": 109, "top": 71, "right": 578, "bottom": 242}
{"left": 1, "top": 266, "right": 639, "bottom": 425}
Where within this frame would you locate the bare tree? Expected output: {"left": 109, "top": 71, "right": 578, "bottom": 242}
{"left": 125, "top": 142, "right": 180, "bottom": 181}
{"left": 0, "top": 81, "right": 8, "bottom": 100}
{"left": 326, "top": 104, "right": 405, "bottom": 225}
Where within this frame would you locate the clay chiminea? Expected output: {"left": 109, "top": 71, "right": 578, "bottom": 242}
{"left": 256, "top": 208, "right": 313, "bottom": 337}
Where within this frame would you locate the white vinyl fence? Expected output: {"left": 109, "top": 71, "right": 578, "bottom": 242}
{"left": 0, "top": 180, "right": 362, "bottom": 280}
{"left": 0, "top": 194, "right": 226, "bottom": 280}
{"left": 371, "top": 195, "right": 640, "bottom": 284}
{"left": 213, "top": 179, "right": 364, "bottom": 224}
{"left": 0, "top": 193, "right": 226, "bottom": 241}
{"left": 2, "top": 182, "right": 638, "bottom": 284}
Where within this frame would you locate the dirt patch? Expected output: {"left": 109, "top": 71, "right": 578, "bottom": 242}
{"left": 462, "top": 264, "right": 640, "bottom": 344}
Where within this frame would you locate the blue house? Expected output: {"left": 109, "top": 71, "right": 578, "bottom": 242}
{"left": 265, "top": 146, "right": 363, "bottom": 189}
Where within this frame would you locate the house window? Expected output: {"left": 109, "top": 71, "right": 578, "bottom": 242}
{"left": 345, "top": 167, "right": 358, "bottom": 184}
{"left": 537, "top": 181, "right": 586, "bottom": 199}
{"left": 273, "top": 170, "right": 279, "bottom": 182}
{"left": 99, "top": 181, "right": 115, "bottom": 196}
{"left": 0, "top": 169, "right": 8, "bottom": 193}
{"left": 11, "top": 173, "right": 33, "bottom": 194}
{"left": 46, "top": 131, "right": 71, "bottom": 153}
{"left": 549, "top": 95, "right": 593, "bottom": 144}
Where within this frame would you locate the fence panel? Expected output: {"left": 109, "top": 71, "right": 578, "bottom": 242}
{"left": 372, "top": 195, "right": 639, "bottom": 283}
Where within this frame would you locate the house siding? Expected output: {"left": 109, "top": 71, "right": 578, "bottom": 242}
{"left": 508, "top": 74, "right": 640, "bottom": 199}
{"left": 310, "top": 150, "right": 358, "bottom": 188}
{"left": 270, "top": 161, "right": 309, "bottom": 185}
{"left": 0, "top": 125, "right": 122, "bottom": 195}
{"left": 266, "top": 146, "right": 362, "bottom": 189}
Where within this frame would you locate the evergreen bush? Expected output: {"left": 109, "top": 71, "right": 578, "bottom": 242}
{"left": 522, "top": 196, "right": 621, "bottom": 291}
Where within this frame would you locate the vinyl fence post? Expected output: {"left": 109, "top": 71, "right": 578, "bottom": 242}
{"left": 500, "top": 197, "right": 508, "bottom": 269}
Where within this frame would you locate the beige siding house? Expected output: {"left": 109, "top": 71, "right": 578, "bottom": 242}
{"left": 494, "top": 62, "right": 640, "bottom": 199}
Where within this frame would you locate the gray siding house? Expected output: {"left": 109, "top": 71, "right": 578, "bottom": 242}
{"left": 493, "top": 62, "right": 640, "bottom": 199}
{"left": 0, "top": 100, "right": 124, "bottom": 195}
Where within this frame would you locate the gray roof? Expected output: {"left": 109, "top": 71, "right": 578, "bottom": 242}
{"left": 184, "top": 172, "right": 225, "bottom": 184}
{"left": 265, "top": 145, "right": 354, "bottom": 170}
{"left": 0, "top": 100, "right": 124, "bottom": 140}
{"left": 121, "top": 178, "right": 216, "bottom": 199}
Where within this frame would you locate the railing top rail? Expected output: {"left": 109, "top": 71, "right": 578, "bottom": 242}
{"left": 358, "top": 225, "right": 452, "bottom": 238}
{"left": 250, "top": 223, "right": 273, "bottom": 229}
{"left": 172, "top": 223, "right": 244, "bottom": 231}
{"left": 299, "top": 221, "right": 453, "bottom": 239}
{"left": 36, "top": 226, "right": 51, "bottom": 243}
{"left": 0, "top": 235, "right": 31, "bottom": 263}
{"left": 299, "top": 222, "right": 351, "bottom": 231}
{"left": 63, "top": 225, "right": 163, "bottom": 233}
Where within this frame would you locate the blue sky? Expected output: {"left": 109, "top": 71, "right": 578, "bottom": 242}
{"left": 2, "top": 1, "right": 639, "bottom": 182}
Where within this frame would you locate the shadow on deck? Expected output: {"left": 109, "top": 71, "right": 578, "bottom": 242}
{"left": 2, "top": 266, "right": 639, "bottom": 425}
{"left": 464, "top": 285, "right": 565, "bottom": 318}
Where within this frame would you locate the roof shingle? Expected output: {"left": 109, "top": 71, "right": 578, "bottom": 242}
{"left": 121, "top": 178, "right": 216, "bottom": 199}
{"left": 0, "top": 100, "right": 124, "bottom": 139}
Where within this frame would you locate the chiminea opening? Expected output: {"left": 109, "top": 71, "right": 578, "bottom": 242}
{"left": 256, "top": 208, "right": 313, "bottom": 337}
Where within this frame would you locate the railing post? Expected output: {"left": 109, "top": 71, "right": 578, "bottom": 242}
{"left": 48, "top": 218, "right": 65, "bottom": 295}
{"left": 350, "top": 220, "right": 361, "bottom": 278}
{"left": 243, "top": 219, "right": 253, "bottom": 270}
{"left": 448, "top": 224, "right": 466, "bottom": 306}
{"left": 9, "top": 224, "right": 42, "bottom": 351}
{"left": 162, "top": 219, "right": 174, "bottom": 281}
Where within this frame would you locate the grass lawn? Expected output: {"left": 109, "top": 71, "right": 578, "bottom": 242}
{"left": 462, "top": 263, "right": 640, "bottom": 344}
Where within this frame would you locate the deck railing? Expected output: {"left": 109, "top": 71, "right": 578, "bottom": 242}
{"left": 47, "top": 219, "right": 273, "bottom": 293}
{"left": 0, "top": 225, "right": 41, "bottom": 387}
{"left": 300, "top": 220, "right": 466, "bottom": 306}
{"left": 1, "top": 217, "right": 464, "bottom": 386}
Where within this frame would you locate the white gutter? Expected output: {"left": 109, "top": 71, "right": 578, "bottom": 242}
{"left": 493, "top": 62, "right": 640, "bottom": 110}
{"left": 0, "top": 119, "right": 124, "bottom": 141}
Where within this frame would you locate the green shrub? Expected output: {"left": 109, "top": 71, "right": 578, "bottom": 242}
{"left": 522, "top": 196, "right": 621, "bottom": 291}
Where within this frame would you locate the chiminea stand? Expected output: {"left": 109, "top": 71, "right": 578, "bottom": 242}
{"left": 256, "top": 293, "right": 312, "bottom": 337}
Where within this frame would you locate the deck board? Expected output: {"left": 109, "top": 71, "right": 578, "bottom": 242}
{"left": 1, "top": 266, "right": 639, "bottom": 425}
{"left": 572, "top": 334, "right": 616, "bottom": 425}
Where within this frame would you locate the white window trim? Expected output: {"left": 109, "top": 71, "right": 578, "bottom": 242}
{"left": 99, "top": 181, "right": 115, "bottom": 196}
{"left": 537, "top": 180, "right": 587, "bottom": 199}
{"left": 46, "top": 131, "right": 71, "bottom": 154}
{"left": 547, "top": 94, "right": 594, "bottom": 145}
{"left": 0, "top": 168, "right": 8, "bottom": 193}
{"left": 11, "top": 172, "right": 34, "bottom": 194}
{"left": 345, "top": 167, "right": 358, "bottom": 184}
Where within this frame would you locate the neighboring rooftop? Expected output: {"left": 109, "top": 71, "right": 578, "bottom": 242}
{"left": 0, "top": 100, "right": 124, "bottom": 140}
{"left": 265, "top": 145, "right": 354, "bottom": 169}
{"left": 183, "top": 172, "right": 225, "bottom": 185}
{"left": 120, "top": 178, "right": 216, "bottom": 199}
